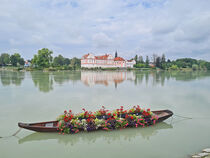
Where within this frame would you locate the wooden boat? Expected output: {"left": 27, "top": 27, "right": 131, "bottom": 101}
{"left": 18, "top": 109, "right": 173, "bottom": 132}
{"left": 18, "top": 122, "right": 173, "bottom": 144}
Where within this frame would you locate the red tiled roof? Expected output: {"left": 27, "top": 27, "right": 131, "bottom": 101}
{"left": 114, "top": 57, "right": 125, "bottom": 61}
{"left": 95, "top": 54, "right": 109, "bottom": 60}
{"left": 82, "top": 53, "right": 89, "bottom": 59}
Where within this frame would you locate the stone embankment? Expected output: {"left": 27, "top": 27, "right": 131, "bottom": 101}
{"left": 192, "top": 148, "right": 210, "bottom": 158}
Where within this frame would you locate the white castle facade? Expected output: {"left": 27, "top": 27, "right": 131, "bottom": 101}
{"left": 81, "top": 53, "right": 136, "bottom": 68}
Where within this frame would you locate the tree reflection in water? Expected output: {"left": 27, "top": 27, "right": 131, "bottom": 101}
{"left": 30, "top": 71, "right": 54, "bottom": 93}
{"left": 18, "top": 122, "right": 172, "bottom": 145}
{"left": 0, "top": 70, "right": 25, "bottom": 86}
{"left": 1, "top": 70, "right": 209, "bottom": 92}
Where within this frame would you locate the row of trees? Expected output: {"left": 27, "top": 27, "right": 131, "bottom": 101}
{"left": 1, "top": 49, "right": 210, "bottom": 70}
{"left": 31, "top": 48, "right": 81, "bottom": 69}
{"left": 133, "top": 54, "right": 210, "bottom": 70}
{"left": 0, "top": 53, "right": 25, "bottom": 66}
{"left": 0, "top": 48, "right": 81, "bottom": 69}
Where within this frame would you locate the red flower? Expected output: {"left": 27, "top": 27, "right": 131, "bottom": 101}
{"left": 64, "top": 116, "right": 69, "bottom": 122}
{"left": 125, "top": 114, "right": 128, "bottom": 119}
{"left": 130, "top": 116, "right": 134, "bottom": 120}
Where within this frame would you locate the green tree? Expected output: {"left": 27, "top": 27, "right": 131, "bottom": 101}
{"left": 205, "top": 62, "right": 210, "bottom": 70}
{"left": 134, "top": 55, "right": 138, "bottom": 63}
{"left": 192, "top": 64, "right": 199, "bottom": 71}
{"left": 53, "top": 55, "right": 64, "bottom": 66}
{"left": 63, "top": 58, "right": 70, "bottom": 65}
{"left": 155, "top": 56, "right": 161, "bottom": 68}
{"left": 70, "top": 57, "right": 81, "bottom": 70}
{"left": 10, "top": 53, "right": 25, "bottom": 66}
{"left": 170, "top": 65, "right": 178, "bottom": 70}
{"left": 139, "top": 55, "right": 144, "bottom": 63}
{"left": 134, "top": 63, "right": 146, "bottom": 68}
{"left": 0, "top": 53, "right": 10, "bottom": 66}
{"left": 160, "top": 54, "right": 166, "bottom": 69}
{"left": 31, "top": 48, "right": 53, "bottom": 68}
{"left": 145, "top": 56, "right": 149, "bottom": 68}
{"left": 161, "top": 54, "right": 166, "bottom": 64}
{"left": 152, "top": 54, "right": 157, "bottom": 65}
{"left": 19, "top": 58, "right": 25, "bottom": 66}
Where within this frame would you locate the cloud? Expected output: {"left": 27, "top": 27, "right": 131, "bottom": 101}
{"left": 92, "top": 32, "right": 114, "bottom": 48}
{"left": 0, "top": 0, "right": 210, "bottom": 60}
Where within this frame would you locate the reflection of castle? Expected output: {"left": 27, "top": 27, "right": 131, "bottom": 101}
{"left": 81, "top": 71, "right": 136, "bottom": 87}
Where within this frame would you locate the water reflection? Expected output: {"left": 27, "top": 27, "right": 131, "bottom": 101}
{"left": 81, "top": 71, "right": 135, "bottom": 87}
{"left": 30, "top": 71, "right": 54, "bottom": 92}
{"left": 1, "top": 70, "right": 210, "bottom": 91}
{"left": 81, "top": 70, "right": 210, "bottom": 87}
{"left": 0, "top": 70, "right": 25, "bottom": 86}
{"left": 53, "top": 71, "right": 81, "bottom": 85}
{"left": 30, "top": 71, "right": 81, "bottom": 92}
{"left": 135, "top": 70, "right": 210, "bottom": 86}
{"left": 18, "top": 122, "right": 172, "bottom": 145}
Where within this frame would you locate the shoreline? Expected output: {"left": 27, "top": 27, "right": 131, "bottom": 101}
{"left": 0, "top": 66, "right": 208, "bottom": 72}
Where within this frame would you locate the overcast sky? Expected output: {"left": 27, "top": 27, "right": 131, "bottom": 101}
{"left": 0, "top": 0, "right": 210, "bottom": 60}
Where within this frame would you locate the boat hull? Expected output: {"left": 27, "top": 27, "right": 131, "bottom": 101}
{"left": 18, "top": 110, "right": 173, "bottom": 132}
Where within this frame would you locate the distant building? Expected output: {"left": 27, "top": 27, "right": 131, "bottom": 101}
{"left": 24, "top": 60, "right": 31, "bottom": 67}
{"left": 81, "top": 53, "right": 136, "bottom": 68}
{"left": 149, "top": 62, "right": 155, "bottom": 68}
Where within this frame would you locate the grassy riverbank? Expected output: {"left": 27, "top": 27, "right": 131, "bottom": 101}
{"left": 0, "top": 66, "right": 208, "bottom": 72}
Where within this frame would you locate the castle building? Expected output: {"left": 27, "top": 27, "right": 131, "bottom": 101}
{"left": 81, "top": 53, "right": 136, "bottom": 68}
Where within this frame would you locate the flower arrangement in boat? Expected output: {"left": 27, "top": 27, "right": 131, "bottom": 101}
{"left": 56, "top": 106, "right": 158, "bottom": 134}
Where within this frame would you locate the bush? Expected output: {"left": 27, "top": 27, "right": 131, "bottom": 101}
{"left": 169, "top": 65, "right": 179, "bottom": 70}
{"left": 192, "top": 64, "right": 199, "bottom": 71}
{"left": 134, "top": 63, "right": 146, "bottom": 68}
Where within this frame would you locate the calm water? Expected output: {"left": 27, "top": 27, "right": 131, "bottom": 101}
{"left": 0, "top": 70, "right": 210, "bottom": 158}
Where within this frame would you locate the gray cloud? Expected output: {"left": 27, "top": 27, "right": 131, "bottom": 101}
{"left": 0, "top": 0, "right": 210, "bottom": 60}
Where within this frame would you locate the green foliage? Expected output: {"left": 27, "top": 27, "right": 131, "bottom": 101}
{"left": 10, "top": 53, "right": 24, "bottom": 66}
{"left": 138, "top": 56, "right": 144, "bottom": 63}
{"left": 134, "top": 55, "right": 138, "bottom": 63}
{"left": 192, "top": 64, "right": 199, "bottom": 71}
{"left": 205, "top": 62, "right": 210, "bottom": 70}
{"left": 70, "top": 57, "right": 81, "bottom": 70}
{"left": 134, "top": 63, "right": 146, "bottom": 68}
{"left": 155, "top": 56, "right": 161, "bottom": 68}
{"left": 175, "top": 58, "right": 197, "bottom": 68}
{"left": 169, "top": 65, "right": 179, "bottom": 70}
{"left": 145, "top": 56, "right": 149, "bottom": 68}
{"left": 53, "top": 54, "right": 65, "bottom": 66}
{"left": 63, "top": 58, "right": 70, "bottom": 65}
{"left": 31, "top": 48, "right": 53, "bottom": 68}
{"left": 53, "top": 55, "right": 71, "bottom": 67}
{"left": 0, "top": 53, "right": 10, "bottom": 66}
